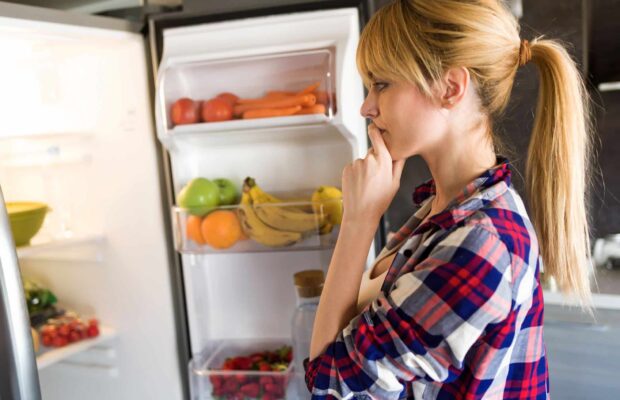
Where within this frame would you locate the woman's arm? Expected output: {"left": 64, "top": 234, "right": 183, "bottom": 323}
{"left": 310, "top": 123, "right": 404, "bottom": 360}
{"left": 309, "top": 218, "right": 378, "bottom": 360}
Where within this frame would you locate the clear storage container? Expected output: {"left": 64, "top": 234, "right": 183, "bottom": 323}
{"left": 158, "top": 48, "right": 336, "bottom": 134}
{"left": 190, "top": 338, "right": 293, "bottom": 400}
{"left": 172, "top": 193, "right": 341, "bottom": 254}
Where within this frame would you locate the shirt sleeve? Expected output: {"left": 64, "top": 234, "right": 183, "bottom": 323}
{"left": 305, "top": 225, "right": 513, "bottom": 399}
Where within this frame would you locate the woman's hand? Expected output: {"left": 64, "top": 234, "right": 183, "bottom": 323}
{"left": 341, "top": 123, "right": 405, "bottom": 225}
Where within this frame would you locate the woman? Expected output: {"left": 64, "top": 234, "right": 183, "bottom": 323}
{"left": 305, "top": 0, "right": 593, "bottom": 398}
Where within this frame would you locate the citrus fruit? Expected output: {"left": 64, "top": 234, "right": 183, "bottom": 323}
{"left": 186, "top": 215, "right": 206, "bottom": 245}
{"left": 201, "top": 210, "right": 243, "bottom": 249}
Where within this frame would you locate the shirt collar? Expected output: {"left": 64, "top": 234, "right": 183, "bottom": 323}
{"left": 412, "top": 156, "right": 512, "bottom": 230}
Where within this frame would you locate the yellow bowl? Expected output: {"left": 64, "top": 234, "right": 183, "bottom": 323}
{"left": 6, "top": 202, "right": 49, "bottom": 247}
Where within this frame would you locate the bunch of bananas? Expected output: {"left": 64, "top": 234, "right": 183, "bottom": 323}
{"left": 237, "top": 177, "right": 342, "bottom": 248}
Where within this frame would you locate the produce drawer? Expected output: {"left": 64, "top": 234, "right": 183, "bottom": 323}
{"left": 158, "top": 48, "right": 336, "bottom": 133}
{"left": 172, "top": 195, "right": 341, "bottom": 254}
{"left": 190, "top": 338, "right": 294, "bottom": 400}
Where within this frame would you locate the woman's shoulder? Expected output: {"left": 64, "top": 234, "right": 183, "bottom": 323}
{"left": 460, "top": 185, "right": 539, "bottom": 266}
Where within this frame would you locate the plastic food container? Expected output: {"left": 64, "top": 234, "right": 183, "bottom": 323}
{"left": 190, "top": 338, "right": 293, "bottom": 400}
{"left": 159, "top": 48, "right": 336, "bottom": 133}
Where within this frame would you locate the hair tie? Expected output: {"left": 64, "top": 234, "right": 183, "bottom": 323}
{"left": 518, "top": 39, "right": 532, "bottom": 67}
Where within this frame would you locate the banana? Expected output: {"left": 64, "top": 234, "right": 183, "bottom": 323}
{"left": 245, "top": 178, "right": 326, "bottom": 233}
{"left": 237, "top": 191, "right": 302, "bottom": 247}
{"left": 245, "top": 179, "right": 313, "bottom": 213}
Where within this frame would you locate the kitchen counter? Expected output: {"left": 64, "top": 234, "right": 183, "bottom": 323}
{"left": 544, "top": 266, "right": 620, "bottom": 310}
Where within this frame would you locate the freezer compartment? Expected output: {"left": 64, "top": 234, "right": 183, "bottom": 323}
{"left": 190, "top": 338, "right": 293, "bottom": 400}
{"left": 172, "top": 195, "right": 341, "bottom": 254}
{"left": 159, "top": 48, "right": 336, "bottom": 133}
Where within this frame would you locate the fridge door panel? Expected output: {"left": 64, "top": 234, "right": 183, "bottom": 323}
{"left": 0, "top": 7, "right": 184, "bottom": 400}
{"left": 0, "top": 188, "right": 42, "bottom": 400}
{"left": 156, "top": 7, "right": 367, "bottom": 158}
{"left": 183, "top": 250, "right": 333, "bottom": 354}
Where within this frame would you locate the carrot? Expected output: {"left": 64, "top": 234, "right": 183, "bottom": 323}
{"left": 296, "top": 82, "right": 321, "bottom": 95}
{"left": 234, "top": 94, "right": 316, "bottom": 116}
{"left": 295, "top": 104, "right": 326, "bottom": 115}
{"left": 265, "top": 90, "right": 296, "bottom": 97}
{"left": 242, "top": 105, "right": 302, "bottom": 119}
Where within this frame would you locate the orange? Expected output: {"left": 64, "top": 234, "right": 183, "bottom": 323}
{"left": 186, "top": 215, "right": 206, "bottom": 245}
{"left": 200, "top": 210, "right": 243, "bottom": 249}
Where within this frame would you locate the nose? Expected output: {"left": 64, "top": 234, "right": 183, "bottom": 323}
{"left": 360, "top": 91, "right": 379, "bottom": 119}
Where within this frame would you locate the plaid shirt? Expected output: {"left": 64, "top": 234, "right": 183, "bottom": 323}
{"left": 305, "top": 159, "right": 549, "bottom": 399}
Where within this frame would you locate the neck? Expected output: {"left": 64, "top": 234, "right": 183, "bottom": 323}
{"left": 422, "top": 128, "right": 497, "bottom": 214}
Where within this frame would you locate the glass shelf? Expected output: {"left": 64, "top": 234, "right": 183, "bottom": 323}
{"left": 16, "top": 234, "right": 106, "bottom": 263}
{"left": 172, "top": 196, "right": 340, "bottom": 254}
{"left": 36, "top": 325, "right": 116, "bottom": 370}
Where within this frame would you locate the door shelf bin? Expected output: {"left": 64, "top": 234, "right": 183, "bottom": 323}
{"left": 172, "top": 198, "right": 341, "bottom": 254}
{"left": 190, "top": 338, "right": 293, "bottom": 400}
{"left": 158, "top": 48, "right": 336, "bottom": 133}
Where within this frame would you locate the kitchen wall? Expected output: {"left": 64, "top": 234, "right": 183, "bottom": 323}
{"left": 383, "top": 0, "right": 620, "bottom": 241}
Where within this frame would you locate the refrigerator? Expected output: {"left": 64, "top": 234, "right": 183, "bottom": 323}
{"left": 0, "top": 1, "right": 381, "bottom": 399}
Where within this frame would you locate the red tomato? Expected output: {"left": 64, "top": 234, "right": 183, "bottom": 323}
{"left": 216, "top": 92, "right": 239, "bottom": 107}
{"left": 68, "top": 331, "right": 81, "bottom": 343}
{"left": 86, "top": 325, "right": 99, "bottom": 338}
{"left": 201, "top": 98, "right": 233, "bottom": 122}
{"left": 171, "top": 98, "right": 200, "bottom": 126}
{"left": 58, "top": 324, "right": 70, "bottom": 337}
{"left": 42, "top": 334, "right": 53, "bottom": 347}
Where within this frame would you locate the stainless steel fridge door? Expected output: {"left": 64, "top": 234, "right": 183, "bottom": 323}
{"left": 0, "top": 187, "right": 42, "bottom": 399}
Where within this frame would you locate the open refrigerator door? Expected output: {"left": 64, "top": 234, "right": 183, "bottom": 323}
{"left": 0, "top": 5, "right": 184, "bottom": 400}
{"left": 155, "top": 7, "right": 368, "bottom": 399}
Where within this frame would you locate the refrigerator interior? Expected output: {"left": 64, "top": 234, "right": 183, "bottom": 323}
{"left": 155, "top": 7, "right": 367, "bottom": 399}
{"left": 0, "top": 14, "right": 183, "bottom": 400}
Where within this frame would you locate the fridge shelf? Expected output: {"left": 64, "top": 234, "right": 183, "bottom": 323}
{"left": 157, "top": 48, "right": 336, "bottom": 132}
{"left": 36, "top": 325, "right": 117, "bottom": 370}
{"left": 190, "top": 338, "right": 293, "bottom": 400}
{"left": 16, "top": 234, "right": 106, "bottom": 263}
{"left": 172, "top": 194, "right": 341, "bottom": 254}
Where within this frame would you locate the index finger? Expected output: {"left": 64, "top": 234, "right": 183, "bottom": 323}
{"left": 367, "top": 123, "right": 390, "bottom": 159}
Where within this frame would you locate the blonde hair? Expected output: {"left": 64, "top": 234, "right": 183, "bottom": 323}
{"left": 357, "top": 0, "right": 593, "bottom": 308}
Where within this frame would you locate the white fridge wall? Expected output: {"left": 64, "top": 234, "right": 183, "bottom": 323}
{"left": 0, "top": 17, "right": 183, "bottom": 400}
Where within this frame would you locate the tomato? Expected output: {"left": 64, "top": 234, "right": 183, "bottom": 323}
{"left": 69, "top": 331, "right": 81, "bottom": 343}
{"left": 216, "top": 92, "right": 239, "bottom": 107}
{"left": 42, "top": 334, "right": 53, "bottom": 347}
{"left": 171, "top": 98, "right": 200, "bottom": 126}
{"left": 201, "top": 98, "right": 233, "bottom": 122}
{"left": 86, "top": 325, "right": 99, "bottom": 338}
{"left": 58, "top": 324, "right": 70, "bottom": 337}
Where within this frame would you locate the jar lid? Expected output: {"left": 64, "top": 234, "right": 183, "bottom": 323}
{"left": 293, "top": 269, "right": 325, "bottom": 288}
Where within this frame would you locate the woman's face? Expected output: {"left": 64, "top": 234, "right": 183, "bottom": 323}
{"left": 360, "top": 77, "right": 448, "bottom": 161}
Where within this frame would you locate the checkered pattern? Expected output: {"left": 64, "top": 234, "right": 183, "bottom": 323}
{"left": 305, "top": 158, "right": 549, "bottom": 399}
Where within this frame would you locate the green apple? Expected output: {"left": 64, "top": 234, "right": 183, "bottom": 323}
{"left": 214, "top": 178, "right": 238, "bottom": 206}
{"left": 177, "top": 178, "right": 220, "bottom": 216}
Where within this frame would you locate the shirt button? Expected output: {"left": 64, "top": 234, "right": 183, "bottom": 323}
{"left": 403, "top": 249, "right": 413, "bottom": 257}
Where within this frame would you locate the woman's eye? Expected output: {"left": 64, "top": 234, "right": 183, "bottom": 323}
{"left": 372, "top": 82, "right": 388, "bottom": 91}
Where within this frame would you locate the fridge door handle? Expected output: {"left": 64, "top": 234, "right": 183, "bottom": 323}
{"left": 0, "top": 187, "right": 42, "bottom": 400}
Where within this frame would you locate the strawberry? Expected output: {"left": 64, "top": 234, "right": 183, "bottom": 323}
{"left": 86, "top": 325, "right": 99, "bottom": 338}
{"left": 239, "top": 382, "right": 260, "bottom": 398}
{"left": 222, "top": 359, "right": 235, "bottom": 370}
{"left": 258, "top": 362, "right": 271, "bottom": 371}
{"left": 259, "top": 376, "right": 273, "bottom": 386}
{"left": 233, "top": 356, "right": 253, "bottom": 370}
{"left": 223, "top": 377, "right": 238, "bottom": 393}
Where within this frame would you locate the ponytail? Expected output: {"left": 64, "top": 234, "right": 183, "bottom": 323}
{"left": 526, "top": 38, "right": 593, "bottom": 309}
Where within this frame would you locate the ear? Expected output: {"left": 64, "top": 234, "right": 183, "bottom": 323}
{"left": 439, "top": 67, "right": 470, "bottom": 109}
